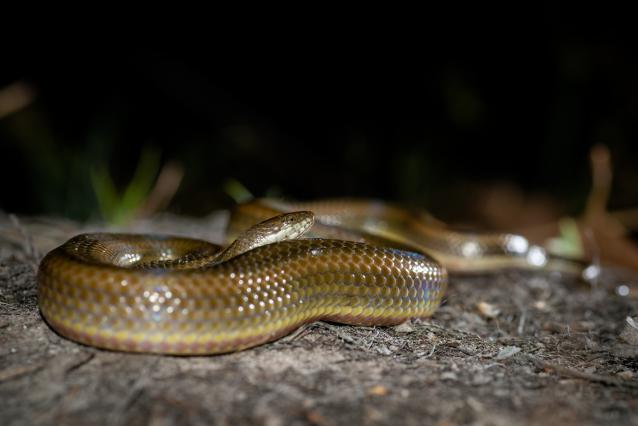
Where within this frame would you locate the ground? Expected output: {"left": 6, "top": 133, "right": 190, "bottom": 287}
{"left": 1, "top": 212, "right": 637, "bottom": 426}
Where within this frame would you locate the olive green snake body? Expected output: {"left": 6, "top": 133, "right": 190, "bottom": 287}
{"left": 37, "top": 199, "right": 576, "bottom": 354}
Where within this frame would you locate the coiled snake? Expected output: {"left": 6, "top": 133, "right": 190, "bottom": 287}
{"left": 37, "top": 199, "right": 574, "bottom": 354}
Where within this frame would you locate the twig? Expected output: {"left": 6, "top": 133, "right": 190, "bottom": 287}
{"left": 584, "top": 144, "right": 612, "bottom": 221}
{"left": 0, "top": 81, "right": 36, "bottom": 118}
{"left": 137, "top": 161, "right": 184, "bottom": 218}
{"left": 64, "top": 352, "right": 95, "bottom": 376}
{"left": 277, "top": 324, "right": 315, "bottom": 344}
{"left": 611, "top": 207, "right": 638, "bottom": 230}
{"left": 517, "top": 310, "right": 527, "bottom": 336}
{"left": 0, "top": 363, "right": 43, "bottom": 382}
{"left": 527, "top": 355, "right": 638, "bottom": 389}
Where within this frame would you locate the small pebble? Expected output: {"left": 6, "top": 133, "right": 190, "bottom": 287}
{"left": 619, "top": 317, "right": 638, "bottom": 345}
{"left": 617, "top": 370, "right": 634, "bottom": 380}
{"left": 368, "top": 385, "right": 388, "bottom": 396}
{"left": 533, "top": 300, "right": 548, "bottom": 310}
{"left": 477, "top": 302, "right": 500, "bottom": 318}
{"left": 393, "top": 322, "right": 415, "bottom": 333}
{"left": 376, "top": 345, "right": 392, "bottom": 356}
{"left": 495, "top": 346, "right": 521, "bottom": 360}
{"left": 441, "top": 372, "right": 458, "bottom": 381}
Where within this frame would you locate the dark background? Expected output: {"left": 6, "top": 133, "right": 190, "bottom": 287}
{"left": 2, "top": 21, "right": 637, "bottom": 225}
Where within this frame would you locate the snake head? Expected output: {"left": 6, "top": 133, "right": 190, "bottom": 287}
{"left": 244, "top": 211, "right": 315, "bottom": 247}
{"left": 259, "top": 211, "right": 315, "bottom": 241}
{"left": 215, "top": 211, "right": 315, "bottom": 263}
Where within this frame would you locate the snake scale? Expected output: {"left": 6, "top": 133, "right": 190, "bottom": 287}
{"left": 37, "top": 199, "right": 574, "bottom": 354}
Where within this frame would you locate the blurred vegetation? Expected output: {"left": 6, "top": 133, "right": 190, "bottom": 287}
{"left": 90, "top": 147, "right": 160, "bottom": 225}
{"left": 1, "top": 36, "right": 637, "bottom": 226}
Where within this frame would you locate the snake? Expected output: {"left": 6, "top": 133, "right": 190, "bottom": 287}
{"left": 37, "top": 198, "right": 579, "bottom": 355}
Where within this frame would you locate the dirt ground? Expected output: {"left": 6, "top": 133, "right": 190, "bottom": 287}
{"left": 1, "top": 212, "right": 637, "bottom": 426}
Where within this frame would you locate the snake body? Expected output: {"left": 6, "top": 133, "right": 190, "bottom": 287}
{"left": 228, "top": 199, "right": 568, "bottom": 273}
{"left": 37, "top": 199, "right": 571, "bottom": 355}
